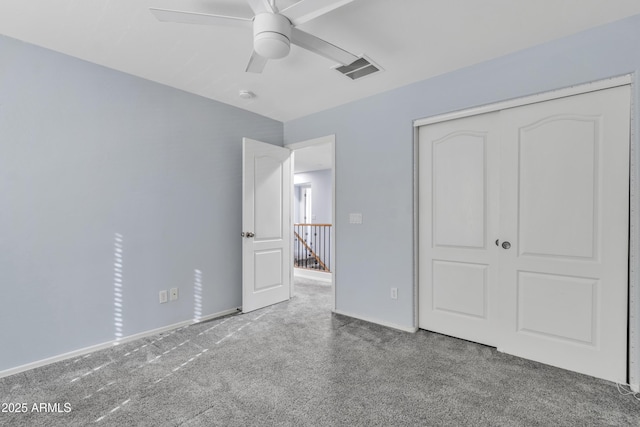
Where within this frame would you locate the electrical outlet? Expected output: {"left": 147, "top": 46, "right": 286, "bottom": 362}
{"left": 170, "top": 287, "right": 179, "bottom": 301}
{"left": 390, "top": 287, "right": 398, "bottom": 300}
{"left": 159, "top": 290, "right": 168, "bottom": 304}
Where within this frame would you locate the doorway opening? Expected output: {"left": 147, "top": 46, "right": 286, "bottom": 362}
{"left": 287, "top": 135, "right": 336, "bottom": 310}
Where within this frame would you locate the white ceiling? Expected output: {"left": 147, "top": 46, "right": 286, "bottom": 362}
{"left": 1, "top": 1, "right": 640, "bottom": 122}
{"left": 293, "top": 141, "right": 332, "bottom": 173}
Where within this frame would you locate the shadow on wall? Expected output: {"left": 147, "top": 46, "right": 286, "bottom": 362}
{"left": 194, "top": 269, "right": 203, "bottom": 322}
{"left": 113, "top": 233, "right": 125, "bottom": 343}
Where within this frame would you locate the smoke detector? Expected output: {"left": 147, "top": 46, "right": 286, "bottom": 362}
{"left": 239, "top": 90, "right": 256, "bottom": 99}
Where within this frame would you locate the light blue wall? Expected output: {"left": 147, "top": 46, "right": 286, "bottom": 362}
{"left": 294, "top": 169, "right": 332, "bottom": 224}
{"left": 0, "top": 35, "right": 283, "bottom": 372}
{"left": 284, "top": 13, "right": 640, "bottom": 341}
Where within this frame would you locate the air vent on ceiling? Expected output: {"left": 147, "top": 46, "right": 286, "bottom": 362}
{"left": 335, "top": 56, "right": 381, "bottom": 80}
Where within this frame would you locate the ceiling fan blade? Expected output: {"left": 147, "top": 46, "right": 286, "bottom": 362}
{"left": 246, "top": 0, "right": 276, "bottom": 15}
{"left": 281, "top": 0, "right": 354, "bottom": 26}
{"left": 150, "top": 8, "right": 252, "bottom": 28}
{"left": 246, "top": 51, "right": 269, "bottom": 73}
{"left": 290, "top": 28, "right": 358, "bottom": 65}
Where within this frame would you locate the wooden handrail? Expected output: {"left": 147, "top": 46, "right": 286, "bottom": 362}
{"left": 294, "top": 230, "right": 329, "bottom": 272}
{"left": 294, "top": 224, "right": 332, "bottom": 227}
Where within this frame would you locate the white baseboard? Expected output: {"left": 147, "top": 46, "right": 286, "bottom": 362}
{"left": 333, "top": 309, "right": 418, "bottom": 333}
{"left": 0, "top": 307, "right": 240, "bottom": 379}
{"left": 294, "top": 268, "right": 332, "bottom": 283}
{"left": 632, "top": 383, "right": 640, "bottom": 393}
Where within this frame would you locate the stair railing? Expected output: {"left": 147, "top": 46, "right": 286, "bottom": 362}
{"left": 293, "top": 224, "right": 331, "bottom": 272}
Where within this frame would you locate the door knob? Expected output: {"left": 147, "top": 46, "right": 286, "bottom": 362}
{"left": 241, "top": 232, "right": 246, "bottom": 237}
{"left": 502, "top": 241, "right": 511, "bottom": 249}
{"left": 246, "top": 232, "right": 255, "bottom": 238}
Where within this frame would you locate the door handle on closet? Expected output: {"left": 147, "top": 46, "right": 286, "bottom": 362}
{"left": 495, "top": 239, "right": 511, "bottom": 249}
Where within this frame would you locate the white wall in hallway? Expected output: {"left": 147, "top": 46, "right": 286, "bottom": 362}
{"left": 294, "top": 169, "right": 332, "bottom": 224}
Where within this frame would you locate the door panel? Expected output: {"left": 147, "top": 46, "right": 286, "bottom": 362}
{"left": 499, "top": 87, "right": 630, "bottom": 382}
{"left": 518, "top": 116, "right": 598, "bottom": 259}
{"left": 254, "top": 155, "right": 284, "bottom": 240}
{"left": 433, "top": 132, "right": 487, "bottom": 249}
{"left": 433, "top": 260, "right": 488, "bottom": 319}
{"left": 242, "top": 138, "right": 291, "bottom": 313}
{"left": 419, "top": 112, "right": 501, "bottom": 346}
{"left": 254, "top": 249, "right": 283, "bottom": 291}
{"left": 516, "top": 272, "right": 597, "bottom": 345}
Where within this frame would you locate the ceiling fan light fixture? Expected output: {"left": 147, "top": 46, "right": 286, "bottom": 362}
{"left": 151, "top": 1, "right": 363, "bottom": 74}
{"left": 254, "top": 32, "right": 290, "bottom": 59}
{"left": 253, "top": 13, "right": 291, "bottom": 59}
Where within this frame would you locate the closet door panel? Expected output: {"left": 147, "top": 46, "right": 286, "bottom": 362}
{"left": 518, "top": 117, "right": 598, "bottom": 259}
{"left": 498, "top": 86, "right": 630, "bottom": 383}
{"left": 418, "top": 112, "right": 501, "bottom": 346}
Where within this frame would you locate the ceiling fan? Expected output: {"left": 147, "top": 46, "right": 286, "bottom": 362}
{"left": 150, "top": 0, "right": 361, "bottom": 73}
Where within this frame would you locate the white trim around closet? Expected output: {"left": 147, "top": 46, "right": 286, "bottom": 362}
{"left": 414, "top": 74, "right": 632, "bottom": 127}
{"left": 412, "top": 73, "right": 638, "bottom": 391}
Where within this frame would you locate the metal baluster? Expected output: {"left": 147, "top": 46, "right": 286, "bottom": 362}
{"left": 307, "top": 226, "right": 313, "bottom": 267}
{"left": 323, "top": 226, "right": 326, "bottom": 271}
{"left": 299, "top": 225, "right": 302, "bottom": 268}
{"left": 320, "top": 225, "right": 324, "bottom": 271}
{"left": 299, "top": 224, "right": 302, "bottom": 268}
{"left": 318, "top": 225, "right": 321, "bottom": 271}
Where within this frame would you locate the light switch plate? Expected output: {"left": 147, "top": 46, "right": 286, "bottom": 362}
{"left": 349, "top": 213, "right": 363, "bottom": 224}
{"left": 159, "top": 290, "right": 168, "bottom": 304}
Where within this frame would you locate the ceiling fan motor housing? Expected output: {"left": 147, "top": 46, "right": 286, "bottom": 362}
{"left": 253, "top": 13, "right": 291, "bottom": 59}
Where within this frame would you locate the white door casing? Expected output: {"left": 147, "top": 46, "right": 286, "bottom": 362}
{"left": 418, "top": 86, "right": 631, "bottom": 383}
{"left": 286, "top": 135, "right": 336, "bottom": 310}
{"left": 242, "top": 138, "right": 292, "bottom": 313}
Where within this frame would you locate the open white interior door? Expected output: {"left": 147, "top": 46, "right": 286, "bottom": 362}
{"left": 242, "top": 138, "right": 292, "bottom": 313}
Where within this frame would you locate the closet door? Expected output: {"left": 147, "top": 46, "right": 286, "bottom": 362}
{"left": 418, "top": 112, "right": 501, "bottom": 346}
{"left": 497, "top": 86, "right": 630, "bottom": 382}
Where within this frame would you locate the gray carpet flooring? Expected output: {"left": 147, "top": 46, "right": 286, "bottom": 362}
{"left": 1, "top": 278, "right": 639, "bottom": 426}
